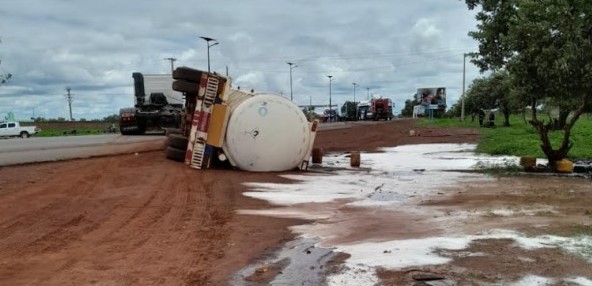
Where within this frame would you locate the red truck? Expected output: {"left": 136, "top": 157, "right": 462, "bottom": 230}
{"left": 372, "top": 98, "right": 393, "bottom": 120}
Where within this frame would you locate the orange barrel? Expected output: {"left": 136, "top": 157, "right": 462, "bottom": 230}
{"left": 312, "top": 148, "right": 323, "bottom": 164}
{"left": 350, "top": 151, "right": 361, "bottom": 167}
{"left": 555, "top": 159, "right": 574, "bottom": 173}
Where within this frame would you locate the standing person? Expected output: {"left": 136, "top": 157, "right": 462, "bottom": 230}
{"left": 488, "top": 111, "right": 495, "bottom": 127}
{"left": 478, "top": 109, "right": 485, "bottom": 127}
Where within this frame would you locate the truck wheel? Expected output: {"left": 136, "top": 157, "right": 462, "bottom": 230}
{"left": 166, "top": 146, "right": 186, "bottom": 162}
{"left": 20, "top": 131, "right": 30, "bottom": 138}
{"left": 136, "top": 122, "right": 146, "bottom": 135}
{"left": 167, "top": 134, "right": 188, "bottom": 150}
{"left": 172, "top": 80, "right": 200, "bottom": 94}
{"left": 120, "top": 128, "right": 132, "bottom": 135}
{"left": 173, "top": 67, "right": 203, "bottom": 82}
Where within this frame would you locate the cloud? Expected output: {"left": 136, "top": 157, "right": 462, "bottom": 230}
{"left": 0, "top": 0, "right": 481, "bottom": 120}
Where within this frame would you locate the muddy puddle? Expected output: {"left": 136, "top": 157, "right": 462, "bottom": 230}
{"left": 236, "top": 144, "right": 592, "bottom": 285}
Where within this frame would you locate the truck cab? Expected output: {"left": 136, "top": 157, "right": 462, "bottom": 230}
{"left": 119, "top": 73, "right": 184, "bottom": 135}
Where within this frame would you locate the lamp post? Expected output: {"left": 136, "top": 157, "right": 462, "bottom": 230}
{"left": 353, "top": 82, "right": 358, "bottom": 120}
{"left": 163, "top": 57, "right": 177, "bottom": 74}
{"left": 287, "top": 62, "right": 297, "bottom": 101}
{"left": 461, "top": 53, "right": 469, "bottom": 121}
{"left": 199, "top": 36, "right": 219, "bottom": 73}
{"left": 327, "top": 75, "right": 333, "bottom": 122}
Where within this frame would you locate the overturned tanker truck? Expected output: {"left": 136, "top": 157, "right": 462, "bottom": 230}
{"left": 165, "top": 67, "right": 319, "bottom": 172}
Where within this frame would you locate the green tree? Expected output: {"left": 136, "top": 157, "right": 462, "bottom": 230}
{"left": 340, "top": 101, "right": 358, "bottom": 120}
{"left": 0, "top": 38, "right": 11, "bottom": 85}
{"left": 465, "top": 0, "right": 592, "bottom": 167}
{"left": 401, "top": 99, "right": 415, "bottom": 117}
{"left": 0, "top": 71, "right": 10, "bottom": 85}
{"left": 102, "top": 114, "right": 120, "bottom": 122}
{"left": 465, "top": 71, "right": 521, "bottom": 127}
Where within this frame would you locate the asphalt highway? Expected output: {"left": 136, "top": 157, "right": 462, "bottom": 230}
{"left": 0, "top": 134, "right": 166, "bottom": 166}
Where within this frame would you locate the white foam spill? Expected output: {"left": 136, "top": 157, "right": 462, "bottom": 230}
{"left": 239, "top": 144, "right": 591, "bottom": 284}
{"left": 449, "top": 206, "right": 558, "bottom": 219}
{"left": 325, "top": 265, "right": 379, "bottom": 286}
{"left": 567, "top": 277, "right": 592, "bottom": 286}
{"left": 332, "top": 229, "right": 592, "bottom": 269}
{"left": 243, "top": 144, "right": 499, "bottom": 216}
{"left": 509, "top": 276, "right": 592, "bottom": 286}
{"left": 509, "top": 275, "right": 554, "bottom": 286}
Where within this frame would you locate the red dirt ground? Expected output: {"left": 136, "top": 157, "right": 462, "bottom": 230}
{"left": 0, "top": 119, "right": 478, "bottom": 285}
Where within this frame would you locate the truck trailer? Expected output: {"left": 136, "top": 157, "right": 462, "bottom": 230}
{"left": 165, "top": 66, "right": 319, "bottom": 172}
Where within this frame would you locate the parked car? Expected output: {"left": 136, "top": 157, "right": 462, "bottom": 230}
{"left": 0, "top": 121, "right": 40, "bottom": 138}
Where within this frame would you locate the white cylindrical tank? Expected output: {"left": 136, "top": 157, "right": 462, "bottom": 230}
{"left": 222, "top": 93, "right": 312, "bottom": 172}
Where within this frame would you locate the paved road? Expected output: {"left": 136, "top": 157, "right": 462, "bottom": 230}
{"left": 317, "top": 118, "right": 400, "bottom": 131}
{"left": 0, "top": 120, "right": 398, "bottom": 166}
{"left": 0, "top": 134, "right": 166, "bottom": 166}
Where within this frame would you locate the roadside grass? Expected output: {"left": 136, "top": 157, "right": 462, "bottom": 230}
{"left": 36, "top": 128, "right": 108, "bottom": 137}
{"left": 421, "top": 114, "right": 592, "bottom": 160}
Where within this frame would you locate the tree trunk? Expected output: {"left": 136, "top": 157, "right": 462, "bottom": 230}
{"left": 529, "top": 96, "right": 587, "bottom": 171}
{"left": 502, "top": 104, "right": 511, "bottom": 127}
{"left": 558, "top": 109, "right": 570, "bottom": 128}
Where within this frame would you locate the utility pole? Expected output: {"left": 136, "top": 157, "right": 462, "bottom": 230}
{"left": 327, "top": 75, "right": 333, "bottom": 122}
{"left": 287, "top": 62, "right": 297, "bottom": 101}
{"left": 353, "top": 82, "right": 358, "bottom": 120}
{"left": 461, "top": 53, "right": 468, "bottom": 121}
{"left": 163, "top": 57, "right": 177, "bottom": 74}
{"left": 65, "top": 86, "right": 73, "bottom": 121}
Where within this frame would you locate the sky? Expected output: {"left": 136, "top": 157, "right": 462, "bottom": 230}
{"left": 0, "top": 0, "right": 482, "bottom": 121}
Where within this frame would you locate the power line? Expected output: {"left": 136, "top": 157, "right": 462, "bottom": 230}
{"left": 230, "top": 53, "right": 465, "bottom": 74}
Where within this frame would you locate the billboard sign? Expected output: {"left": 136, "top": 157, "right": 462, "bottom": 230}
{"left": 415, "top": 87, "right": 446, "bottom": 110}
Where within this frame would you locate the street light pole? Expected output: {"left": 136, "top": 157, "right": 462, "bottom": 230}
{"left": 461, "top": 53, "right": 468, "bottom": 121}
{"left": 353, "top": 82, "right": 358, "bottom": 120}
{"left": 163, "top": 57, "right": 177, "bottom": 74}
{"left": 199, "top": 36, "right": 219, "bottom": 73}
{"left": 327, "top": 75, "right": 333, "bottom": 122}
{"left": 287, "top": 62, "right": 297, "bottom": 101}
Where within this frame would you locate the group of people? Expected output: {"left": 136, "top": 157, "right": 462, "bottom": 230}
{"left": 478, "top": 109, "right": 495, "bottom": 128}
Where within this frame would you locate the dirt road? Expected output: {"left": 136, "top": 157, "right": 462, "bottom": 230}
{"left": 1, "top": 119, "right": 590, "bottom": 285}
{"left": 0, "top": 119, "right": 475, "bottom": 285}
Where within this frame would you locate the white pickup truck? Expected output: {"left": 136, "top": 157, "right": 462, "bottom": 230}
{"left": 0, "top": 121, "right": 40, "bottom": 138}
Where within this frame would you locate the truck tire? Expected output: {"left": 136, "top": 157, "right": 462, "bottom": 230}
{"left": 20, "top": 131, "right": 30, "bottom": 138}
{"left": 120, "top": 128, "right": 133, "bottom": 135}
{"left": 166, "top": 146, "right": 186, "bottom": 162}
{"left": 172, "top": 80, "right": 200, "bottom": 94}
{"left": 173, "top": 67, "right": 203, "bottom": 82}
{"left": 167, "top": 134, "right": 188, "bottom": 150}
{"left": 136, "top": 121, "right": 146, "bottom": 135}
